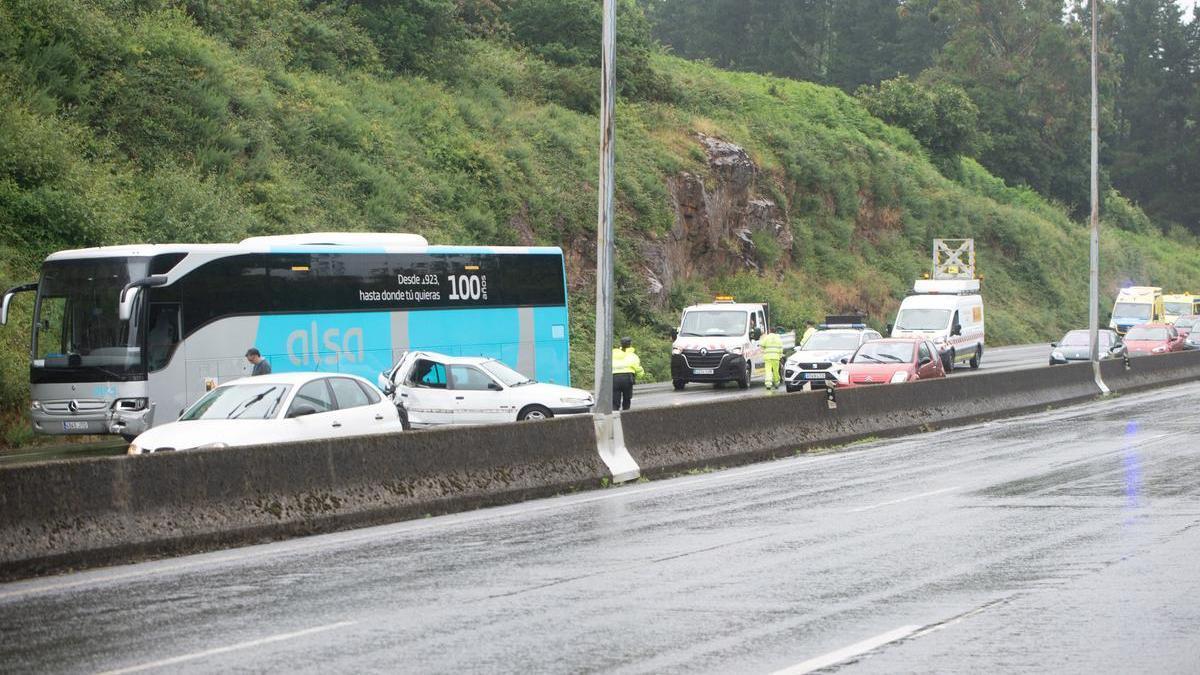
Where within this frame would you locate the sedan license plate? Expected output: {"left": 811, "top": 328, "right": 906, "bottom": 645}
{"left": 803, "top": 373, "right": 826, "bottom": 380}
{"left": 693, "top": 368, "right": 715, "bottom": 375}
{"left": 63, "top": 421, "right": 90, "bottom": 432}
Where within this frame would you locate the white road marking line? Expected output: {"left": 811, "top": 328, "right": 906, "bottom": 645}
{"left": 770, "top": 624, "right": 922, "bottom": 675}
{"left": 847, "top": 486, "right": 961, "bottom": 513}
{"left": 95, "top": 620, "right": 357, "bottom": 675}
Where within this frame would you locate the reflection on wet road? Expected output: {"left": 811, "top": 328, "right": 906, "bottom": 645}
{"left": 3, "top": 380, "right": 1199, "bottom": 672}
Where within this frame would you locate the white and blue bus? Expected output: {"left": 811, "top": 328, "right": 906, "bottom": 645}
{"left": 2, "top": 233, "right": 571, "bottom": 439}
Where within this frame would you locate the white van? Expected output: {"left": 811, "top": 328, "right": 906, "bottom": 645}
{"left": 889, "top": 279, "right": 984, "bottom": 372}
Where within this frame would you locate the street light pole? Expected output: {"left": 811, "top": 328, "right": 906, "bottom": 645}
{"left": 1088, "top": 0, "right": 1103, "bottom": 389}
{"left": 593, "top": 0, "right": 616, "bottom": 414}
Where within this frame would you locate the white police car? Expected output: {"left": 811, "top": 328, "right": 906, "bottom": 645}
{"left": 783, "top": 319, "right": 883, "bottom": 392}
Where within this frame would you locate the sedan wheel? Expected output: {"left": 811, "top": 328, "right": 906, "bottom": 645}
{"left": 518, "top": 405, "right": 553, "bottom": 421}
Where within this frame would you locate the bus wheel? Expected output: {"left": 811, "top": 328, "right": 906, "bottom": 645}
{"left": 672, "top": 380, "right": 686, "bottom": 391}
{"left": 970, "top": 346, "right": 982, "bottom": 369}
{"left": 518, "top": 405, "right": 553, "bottom": 421}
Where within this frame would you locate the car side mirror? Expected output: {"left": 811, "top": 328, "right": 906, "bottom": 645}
{"left": 1050, "top": 342, "right": 1058, "bottom": 347}
{"left": 886, "top": 323, "right": 893, "bottom": 335}
{"left": 839, "top": 357, "right": 849, "bottom": 365}
{"left": 670, "top": 328, "right": 679, "bottom": 340}
{"left": 487, "top": 382, "right": 502, "bottom": 391}
{"left": 951, "top": 324, "right": 962, "bottom": 336}
{"left": 288, "top": 405, "right": 317, "bottom": 418}
{"left": 750, "top": 328, "right": 762, "bottom": 340}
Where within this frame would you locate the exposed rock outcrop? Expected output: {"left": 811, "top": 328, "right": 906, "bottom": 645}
{"left": 639, "top": 134, "right": 792, "bottom": 309}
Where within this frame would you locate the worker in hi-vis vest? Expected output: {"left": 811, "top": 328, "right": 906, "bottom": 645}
{"left": 761, "top": 327, "right": 784, "bottom": 392}
{"left": 612, "top": 336, "right": 645, "bottom": 411}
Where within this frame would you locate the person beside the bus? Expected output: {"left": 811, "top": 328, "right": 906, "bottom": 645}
{"left": 246, "top": 348, "right": 272, "bottom": 376}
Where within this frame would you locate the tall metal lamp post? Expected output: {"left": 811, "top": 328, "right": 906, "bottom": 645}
{"left": 592, "top": 0, "right": 639, "bottom": 482}
{"left": 1088, "top": 0, "right": 1108, "bottom": 393}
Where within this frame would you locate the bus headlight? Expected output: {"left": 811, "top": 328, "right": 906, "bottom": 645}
{"left": 114, "top": 398, "right": 149, "bottom": 412}
{"left": 890, "top": 371, "right": 910, "bottom": 383}
{"left": 30, "top": 400, "right": 42, "bottom": 410}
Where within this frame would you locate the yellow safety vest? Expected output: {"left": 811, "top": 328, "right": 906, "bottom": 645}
{"left": 761, "top": 332, "right": 784, "bottom": 360}
{"left": 613, "top": 347, "right": 645, "bottom": 378}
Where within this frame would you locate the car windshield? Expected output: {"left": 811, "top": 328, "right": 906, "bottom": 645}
{"left": 180, "top": 384, "right": 292, "bottom": 421}
{"left": 1060, "top": 332, "right": 1091, "bottom": 347}
{"left": 32, "top": 257, "right": 150, "bottom": 382}
{"left": 679, "top": 310, "right": 747, "bottom": 337}
{"left": 480, "top": 360, "right": 532, "bottom": 387}
{"left": 802, "top": 332, "right": 861, "bottom": 351}
{"left": 1164, "top": 302, "right": 1191, "bottom": 316}
{"left": 1113, "top": 302, "right": 1152, "bottom": 320}
{"left": 1126, "top": 326, "right": 1169, "bottom": 341}
{"left": 894, "top": 308, "right": 950, "bottom": 331}
{"left": 853, "top": 342, "right": 914, "bottom": 363}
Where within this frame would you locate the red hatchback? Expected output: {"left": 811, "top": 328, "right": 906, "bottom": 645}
{"left": 1124, "top": 323, "right": 1185, "bottom": 356}
{"left": 836, "top": 338, "right": 945, "bottom": 387}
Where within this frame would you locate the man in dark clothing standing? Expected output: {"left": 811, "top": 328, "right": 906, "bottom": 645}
{"left": 246, "top": 348, "right": 272, "bottom": 376}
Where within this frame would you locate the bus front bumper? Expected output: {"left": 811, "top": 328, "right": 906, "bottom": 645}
{"left": 30, "top": 402, "right": 155, "bottom": 437}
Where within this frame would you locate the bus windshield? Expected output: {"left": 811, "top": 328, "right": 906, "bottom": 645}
{"left": 1164, "top": 302, "right": 1191, "bottom": 316}
{"left": 32, "top": 258, "right": 149, "bottom": 382}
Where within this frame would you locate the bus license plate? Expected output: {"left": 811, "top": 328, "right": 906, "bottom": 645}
{"left": 804, "top": 373, "right": 826, "bottom": 380}
{"left": 63, "top": 421, "right": 90, "bottom": 432}
{"left": 693, "top": 368, "right": 715, "bottom": 375}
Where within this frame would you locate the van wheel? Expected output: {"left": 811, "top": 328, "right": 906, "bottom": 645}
{"left": 943, "top": 349, "right": 955, "bottom": 373}
{"left": 737, "top": 362, "right": 751, "bottom": 389}
{"left": 969, "top": 346, "right": 982, "bottom": 369}
{"left": 518, "top": 405, "right": 553, "bottom": 421}
{"left": 672, "top": 379, "right": 687, "bottom": 391}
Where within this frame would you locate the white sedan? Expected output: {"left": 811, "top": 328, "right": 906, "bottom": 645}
{"left": 128, "top": 372, "right": 404, "bottom": 454}
{"left": 379, "top": 351, "right": 594, "bottom": 427}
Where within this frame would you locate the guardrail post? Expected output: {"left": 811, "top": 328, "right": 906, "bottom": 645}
{"left": 594, "top": 413, "right": 640, "bottom": 483}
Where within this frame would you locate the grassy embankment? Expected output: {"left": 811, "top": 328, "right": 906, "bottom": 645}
{"left": 2, "top": 1, "right": 1198, "bottom": 446}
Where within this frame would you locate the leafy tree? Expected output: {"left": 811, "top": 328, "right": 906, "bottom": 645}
{"left": 1108, "top": 0, "right": 1199, "bottom": 231}
{"left": 856, "top": 75, "right": 980, "bottom": 167}
{"left": 926, "top": 0, "right": 1117, "bottom": 214}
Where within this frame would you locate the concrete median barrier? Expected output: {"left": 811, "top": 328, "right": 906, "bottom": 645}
{"left": 0, "top": 415, "right": 604, "bottom": 580}
{"left": 1100, "top": 349, "right": 1200, "bottom": 394}
{"left": 620, "top": 362, "right": 1103, "bottom": 477}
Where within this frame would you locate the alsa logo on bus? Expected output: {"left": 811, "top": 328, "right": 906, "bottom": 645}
{"left": 286, "top": 321, "right": 364, "bottom": 366}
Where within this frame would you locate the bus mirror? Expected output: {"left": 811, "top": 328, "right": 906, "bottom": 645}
{"left": 119, "top": 275, "right": 168, "bottom": 321}
{"left": 1, "top": 283, "right": 38, "bottom": 326}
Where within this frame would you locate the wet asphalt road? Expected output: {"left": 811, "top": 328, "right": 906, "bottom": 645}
{"left": 3, "top": 379, "right": 1199, "bottom": 673}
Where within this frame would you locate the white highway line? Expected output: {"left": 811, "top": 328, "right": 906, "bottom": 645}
{"left": 847, "top": 486, "right": 961, "bottom": 513}
{"left": 770, "top": 625, "right": 922, "bottom": 675}
{"left": 95, "top": 620, "right": 357, "bottom": 675}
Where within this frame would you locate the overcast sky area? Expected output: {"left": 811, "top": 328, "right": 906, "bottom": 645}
{"left": 1179, "top": 0, "right": 1197, "bottom": 17}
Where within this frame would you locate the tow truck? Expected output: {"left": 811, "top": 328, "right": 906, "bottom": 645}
{"left": 669, "top": 296, "right": 794, "bottom": 390}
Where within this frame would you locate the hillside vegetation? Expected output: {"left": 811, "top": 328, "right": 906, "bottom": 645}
{"left": 2, "top": 0, "right": 1199, "bottom": 445}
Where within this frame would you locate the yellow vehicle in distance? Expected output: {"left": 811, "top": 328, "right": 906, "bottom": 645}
{"left": 1161, "top": 293, "right": 1200, "bottom": 324}
{"left": 1109, "top": 286, "right": 1163, "bottom": 335}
